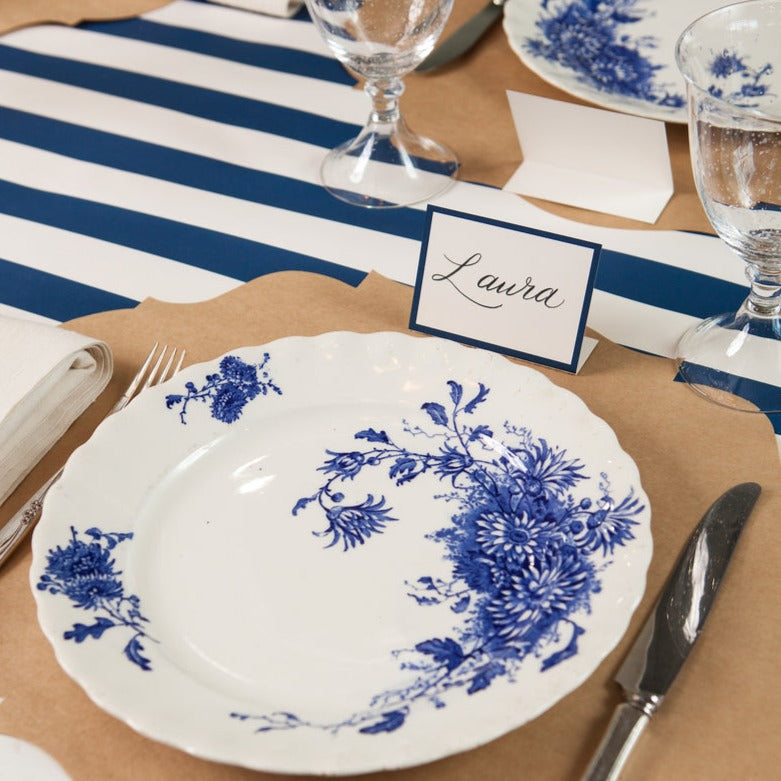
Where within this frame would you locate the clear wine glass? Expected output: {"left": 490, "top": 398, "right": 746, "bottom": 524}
{"left": 675, "top": 0, "right": 781, "bottom": 413}
{"left": 305, "top": 0, "right": 459, "bottom": 208}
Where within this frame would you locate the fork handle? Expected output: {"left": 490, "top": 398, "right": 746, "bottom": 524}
{"left": 0, "top": 467, "right": 64, "bottom": 569}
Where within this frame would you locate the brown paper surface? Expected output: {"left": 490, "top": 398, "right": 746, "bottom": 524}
{"left": 1, "top": 271, "right": 780, "bottom": 780}
{"left": 0, "top": 0, "right": 170, "bottom": 33}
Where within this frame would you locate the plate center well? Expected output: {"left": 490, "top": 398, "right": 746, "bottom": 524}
{"left": 128, "top": 404, "right": 456, "bottom": 716}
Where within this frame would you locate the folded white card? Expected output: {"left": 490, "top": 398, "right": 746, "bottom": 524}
{"left": 207, "top": 0, "right": 302, "bottom": 17}
{"left": 0, "top": 316, "right": 112, "bottom": 506}
{"left": 503, "top": 91, "right": 673, "bottom": 223}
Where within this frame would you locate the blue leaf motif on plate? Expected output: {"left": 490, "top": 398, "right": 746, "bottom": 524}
{"left": 165, "top": 353, "right": 282, "bottom": 424}
{"left": 415, "top": 638, "right": 465, "bottom": 671}
{"left": 235, "top": 379, "right": 644, "bottom": 737}
{"left": 422, "top": 401, "right": 449, "bottom": 427}
{"left": 358, "top": 710, "right": 408, "bottom": 734}
{"left": 523, "top": 0, "right": 685, "bottom": 109}
{"left": 37, "top": 526, "right": 154, "bottom": 671}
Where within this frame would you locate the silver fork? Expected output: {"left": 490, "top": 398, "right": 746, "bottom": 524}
{"left": 0, "top": 343, "right": 185, "bottom": 570}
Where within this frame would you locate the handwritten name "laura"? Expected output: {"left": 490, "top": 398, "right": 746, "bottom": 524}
{"left": 431, "top": 252, "right": 565, "bottom": 310}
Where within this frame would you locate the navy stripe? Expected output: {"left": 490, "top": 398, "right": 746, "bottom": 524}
{"left": 0, "top": 257, "right": 137, "bottom": 321}
{"left": 0, "top": 107, "right": 425, "bottom": 241}
{"left": 0, "top": 44, "right": 358, "bottom": 149}
{"left": 0, "top": 179, "right": 367, "bottom": 288}
{"left": 674, "top": 364, "right": 781, "bottom": 434}
{"left": 80, "top": 18, "right": 355, "bottom": 86}
{"left": 596, "top": 249, "right": 747, "bottom": 319}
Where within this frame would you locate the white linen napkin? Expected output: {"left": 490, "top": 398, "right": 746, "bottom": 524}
{"left": 206, "top": 0, "right": 303, "bottom": 18}
{"left": 0, "top": 316, "right": 112, "bottom": 506}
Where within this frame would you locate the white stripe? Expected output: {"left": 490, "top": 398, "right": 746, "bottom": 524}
{"left": 0, "top": 214, "right": 241, "bottom": 304}
{"left": 0, "top": 70, "right": 330, "bottom": 184}
{"left": 1, "top": 24, "right": 367, "bottom": 124}
{"left": 8, "top": 133, "right": 764, "bottom": 383}
{"left": 588, "top": 290, "right": 696, "bottom": 358}
{"left": 0, "top": 303, "right": 58, "bottom": 325}
{"left": 0, "top": 139, "right": 420, "bottom": 284}
{"left": 144, "top": 0, "right": 329, "bottom": 56}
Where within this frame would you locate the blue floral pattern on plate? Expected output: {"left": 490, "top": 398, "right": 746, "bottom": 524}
{"left": 233, "top": 379, "right": 643, "bottom": 735}
{"left": 38, "top": 352, "right": 283, "bottom": 673}
{"left": 36, "top": 527, "right": 154, "bottom": 671}
{"left": 503, "top": 0, "right": 761, "bottom": 122}
{"left": 165, "top": 353, "right": 281, "bottom": 424}
{"left": 522, "top": 0, "right": 685, "bottom": 110}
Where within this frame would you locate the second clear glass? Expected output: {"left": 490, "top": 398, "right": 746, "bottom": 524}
{"left": 675, "top": 0, "right": 781, "bottom": 413}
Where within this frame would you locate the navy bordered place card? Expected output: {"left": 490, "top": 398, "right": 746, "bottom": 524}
{"left": 409, "top": 206, "right": 601, "bottom": 373}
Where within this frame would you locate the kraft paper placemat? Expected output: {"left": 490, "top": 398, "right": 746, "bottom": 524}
{"left": 1, "top": 271, "right": 779, "bottom": 780}
{"left": 0, "top": 0, "right": 169, "bottom": 32}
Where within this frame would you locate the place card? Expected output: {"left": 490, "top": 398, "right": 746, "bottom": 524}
{"left": 409, "top": 206, "right": 600, "bottom": 374}
{"left": 503, "top": 91, "right": 673, "bottom": 223}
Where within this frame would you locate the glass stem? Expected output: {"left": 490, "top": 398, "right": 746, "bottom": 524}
{"left": 365, "top": 79, "right": 404, "bottom": 126}
{"left": 745, "top": 263, "right": 781, "bottom": 317}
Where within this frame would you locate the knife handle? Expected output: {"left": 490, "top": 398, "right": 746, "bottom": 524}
{"left": 581, "top": 702, "right": 652, "bottom": 781}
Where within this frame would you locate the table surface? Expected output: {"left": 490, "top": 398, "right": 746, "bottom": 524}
{"left": 1, "top": 1, "right": 781, "bottom": 779}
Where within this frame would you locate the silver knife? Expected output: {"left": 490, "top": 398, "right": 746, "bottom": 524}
{"left": 581, "top": 481, "right": 761, "bottom": 781}
{"left": 416, "top": 0, "right": 506, "bottom": 73}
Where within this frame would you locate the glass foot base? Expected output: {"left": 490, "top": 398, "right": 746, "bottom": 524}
{"left": 320, "top": 121, "right": 458, "bottom": 209}
{"left": 675, "top": 308, "right": 781, "bottom": 414}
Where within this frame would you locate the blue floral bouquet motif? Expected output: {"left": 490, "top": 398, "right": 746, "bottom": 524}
{"left": 706, "top": 50, "right": 773, "bottom": 108}
{"left": 524, "top": 0, "right": 685, "bottom": 109}
{"left": 235, "top": 379, "right": 643, "bottom": 736}
{"left": 165, "top": 353, "right": 282, "bottom": 424}
{"left": 36, "top": 527, "right": 154, "bottom": 671}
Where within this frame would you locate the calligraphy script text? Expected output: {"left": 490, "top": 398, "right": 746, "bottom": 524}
{"left": 431, "top": 253, "right": 565, "bottom": 310}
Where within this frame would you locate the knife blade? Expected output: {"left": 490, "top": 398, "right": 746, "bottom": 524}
{"left": 581, "top": 481, "right": 761, "bottom": 781}
{"left": 416, "top": 0, "right": 506, "bottom": 73}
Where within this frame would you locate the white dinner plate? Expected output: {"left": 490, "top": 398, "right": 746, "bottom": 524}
{"left": 503, "top": 0, "right": 767, "bottom": 123}
{"left": 31, "top": 332, "right": 652, "bottom": 775}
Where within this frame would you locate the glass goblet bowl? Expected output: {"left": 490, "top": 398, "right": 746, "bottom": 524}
{"left": 675, "top": 0, "right": 781, "bottom": 413}
{"left": 305, "top": 0, "right": 459, "bottom": 208}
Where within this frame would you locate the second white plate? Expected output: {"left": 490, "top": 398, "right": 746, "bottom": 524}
{"left": 504, "top": 0, "right": 743, "bottom": 123}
